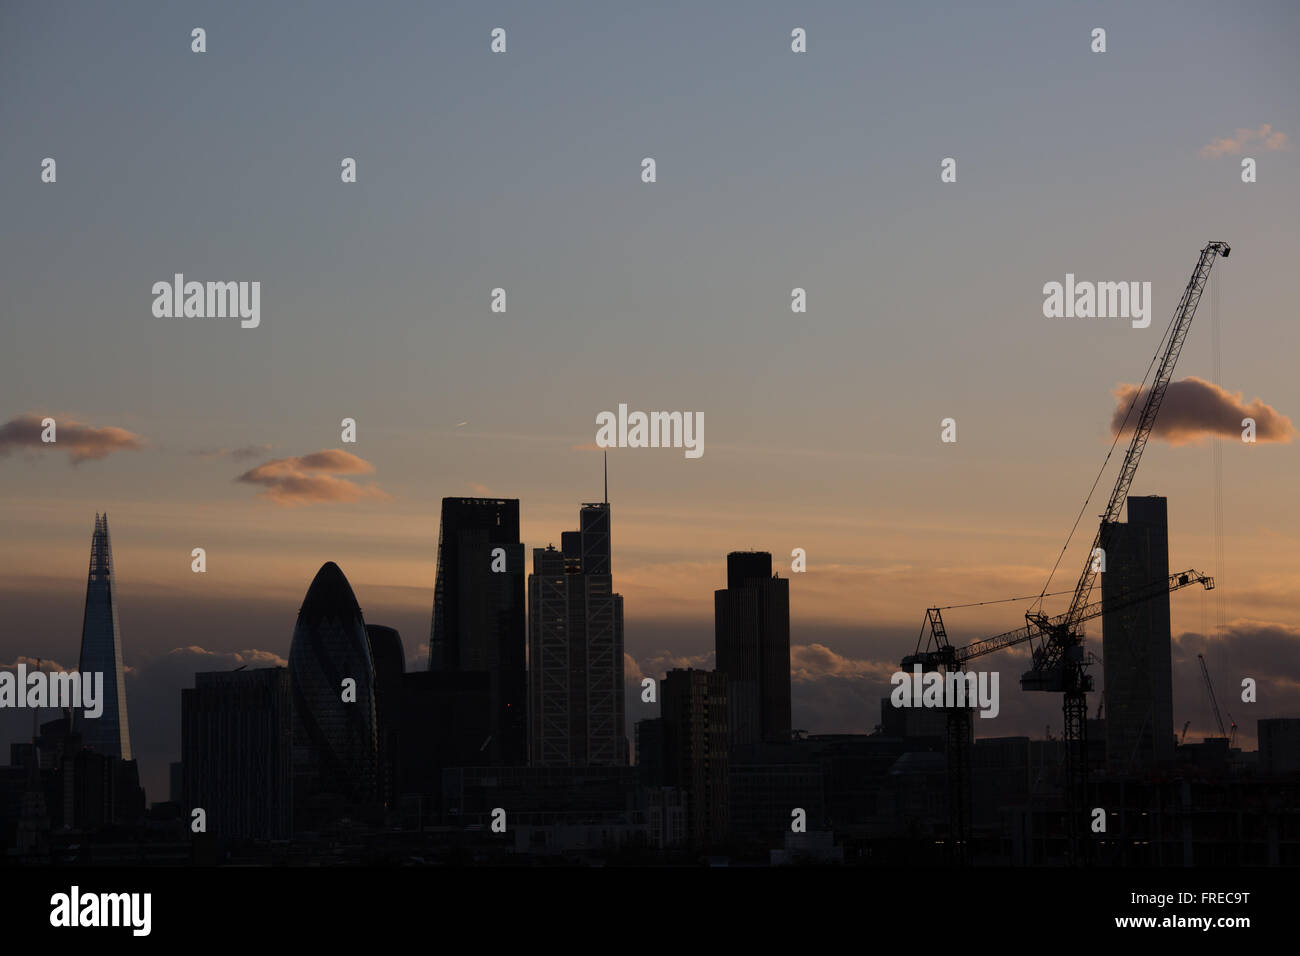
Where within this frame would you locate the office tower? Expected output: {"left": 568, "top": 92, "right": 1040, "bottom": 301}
{"left": 1102, "top": 496, "right": 1174, "bottom": 772}
{"left": 714, "top": 551, "right": 792, "bottom": 748}
{"left": 428, "top": 498, "right": 527, "bottom": 765}
{"left": 365, "top": 625, "right": 405, "bottom": 813}
{"left": 397, "top": 670, "right": 492, "bottom": 818}
{"left": 528, "top": 497, "right": 627, "bottom": 767}
{"left": 76, "top": 514, "right": 132, "bottom": 759}
{"left": 661, "top": 668, "right": 729, "bottom": 846}
{"left": 181, "top": 667, "right": 292, "bottom": 841}
{"left": 288, "top": 562, "right": 378, "bottom": 825}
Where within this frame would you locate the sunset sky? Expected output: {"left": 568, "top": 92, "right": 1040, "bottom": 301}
{"left": 2, "top": 1, "right": 1298, "bottom": 800}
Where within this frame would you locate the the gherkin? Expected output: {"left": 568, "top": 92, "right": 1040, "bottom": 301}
{"left": 288, "top": 562, "right": 377, "bottom": 823}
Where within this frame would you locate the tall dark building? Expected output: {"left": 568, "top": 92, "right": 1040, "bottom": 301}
{"left": 636, "top": 718, "right": 665, "bottom": 787}
{"left": 288, "top": 562, "right": 378, "bottom": 827}
{"left": 397, "top": 670, "right": 491, "bottom": 819}
{"left": 662, "top": 668, "right": 729, "bottom": 846}
{"left": 1102, "top": 496, "right": 1174, "bottom": 773}
{"left": 181, "top": 667, "right": 292, "bottom": 841}
{"left": 714, "top": 551, "right": 792, "bottom": 748}
{"left": 364, "top": 625, "right": 405, "bottom": 813}
{"left": 76, "top": 514, "right": 132, "bottom": 759}
{"left": 428, "top": 498, "right": 527, "bottom": 766}
{"left": 528, "top": 498, "right": 626, "bottom": 767}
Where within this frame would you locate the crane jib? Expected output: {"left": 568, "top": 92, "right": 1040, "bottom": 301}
{"left": 1061, "top": 242, "right": 1230, "bottom": 632}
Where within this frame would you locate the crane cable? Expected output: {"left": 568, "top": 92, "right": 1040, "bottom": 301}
{"left": 936, "top": 587, "right": 1076, "bottom": 611}
{"left": 1211, "top": 268, "right": 1227, "bottom": 635}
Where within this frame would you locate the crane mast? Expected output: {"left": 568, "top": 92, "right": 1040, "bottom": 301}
{"left": 1198, "top": 652, "right": 1228, "bottom": 738}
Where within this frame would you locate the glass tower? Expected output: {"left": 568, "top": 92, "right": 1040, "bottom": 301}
{"left": 77, "top": 513, "right": 132, "bottom": 760}
{"left": 289, "top": 562, "right": 378, "bottom": 822}
{"left": 428, "top": 498, "right": 526, "bottom": 765}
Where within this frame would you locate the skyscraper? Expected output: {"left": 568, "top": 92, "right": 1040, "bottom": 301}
{"left": 1102, "top": 496, "right": 1174, "bottom": 772}
{"left": 662, "top": 668, "right": 729, "bottom": 846}
{"left": 527, "top": 497, "right": 626, "bottom": 767}
{"left": 428, "top": 498, "right": 526, "bottom": 765}
{"left": 288, "top": 562, "right": 378, "bottom": 826}
{"left": 364, "top": 624, "right": 405, "bottom": 812}
{"left": 714, "top": 551, "right": 792, "bottom": 748}
{"left": 182, "top": 667, "right": 292, "bottom": 841}
{"left": 76, "top": 514, "right": 132, "bottom": 760}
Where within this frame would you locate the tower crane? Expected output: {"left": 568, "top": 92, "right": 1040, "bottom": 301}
{"left": 906, "top": 570, "right": 1214, "bottom": 861}
{"left": 1019, "top": 241, "right": 1228, "bottom": 860}
{"left": 1197, "top": 651, "right": 1236, "bottom": 747}
{"left": 904, "top": 241, "right": 1230, "bottom": 864}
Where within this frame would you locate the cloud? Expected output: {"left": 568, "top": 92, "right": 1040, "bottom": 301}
{"left": 235, "top": 448, "right": 391, "bottom": 506}
{"left": 0, "top": 412, "right": 144, "bottom": 464}
{"left": 1174, "top": 619, "right": 1300, "bottom": 688}
{"left": 1200, "top": 123, "right": 1290, "bottom": 158}
{"left": 623, "top": 653, "right": 644, "bottom": 683}
{"left": 193, "top": 443, "right": 272, "bottom": 462}
{"left": 790, "top": 643, "right": 895, "bottom": 682}
{"left": 1110, "top": 376, "right": 1295, "bottom": 445}
{"left": 630, "top": 649, "right": 715, "bottom": 680}
{"left": 158, "top": 645, "right": 288, "bottom": 669}
{"left": 1169, "top": 620, "right": 1300, "bottom": 747}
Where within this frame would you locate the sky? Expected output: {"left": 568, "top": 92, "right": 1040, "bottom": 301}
{"left": 2, "top": 1, "right": 1298, "bottom": 801}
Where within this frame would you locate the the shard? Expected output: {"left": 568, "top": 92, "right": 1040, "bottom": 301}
{"left": 77, "top": 513, "right": 133, "bottom": 759}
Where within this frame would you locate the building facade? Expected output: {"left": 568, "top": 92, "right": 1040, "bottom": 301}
{"left": 1102, "top": 496, "right": 1174, "bottom": 772}
{"left": 714, "top": 551, "right": 792, "bottom": 748}
{"left": 528, "top": 500, "right": 626, "bottom": 767}
{"left": 288, "top": 562, "right": 378, "bottom": 827}
{"left": 76, "top": 514, "right": 132, "bottom": 760}
{"left": 662, "top": 668, "right": 729, "bottom": 846}
{"left": 365, "top": 625, "right": 405, "bottom": 813}
{"left": 181, "top": 667, "right": 292, "bottom": 841}
{"left": 428, "top": 498, "right": 527, "bottom": 766}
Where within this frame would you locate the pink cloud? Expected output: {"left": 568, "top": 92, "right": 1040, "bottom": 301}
{"left": 0, "top": 412, "right": 144, "bottom": 464}
{"left": 1110, "top": 377, "right": 1295, "bottom": 445}
{"left": 236, "top": 448, "right": 390, "bottom": 507}
{"left": 1200, "top": 123, "right": 1290, "bottom": 158}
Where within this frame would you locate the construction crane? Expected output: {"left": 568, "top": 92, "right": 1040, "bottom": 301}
{"left": 1196, "top": 651, "right": 1238, "bottom": 746}
{"left": 1021, "top": 241, "right": 1230, "bottom": 861}
{"left": 1180, "top": 720, "right": 1191, "bottom": 745}
{"left": 906, "top": 570, "right": 1214, "bottom": 860}
{"left": 905, "top": 241, "right": 1230, "bottom": 864}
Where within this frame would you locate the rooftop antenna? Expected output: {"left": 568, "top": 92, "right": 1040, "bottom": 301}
{"left": 603, "top": 451, "right": 608, "bottom": 505}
